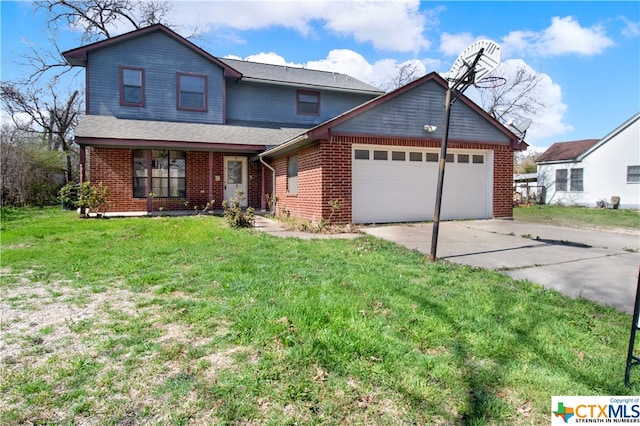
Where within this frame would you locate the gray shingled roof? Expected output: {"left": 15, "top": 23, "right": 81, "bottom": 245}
{"left": 75, "top": 115, "right": 308, "bottom": 147}
{"left": 220, "top": 58, "right": 384, "bottom": 95}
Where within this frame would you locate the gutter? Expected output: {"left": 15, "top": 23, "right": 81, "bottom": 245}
{"left": 259, "top": 133, "right": 309, "bottom": 159}
{"left": 239, "top": 77, "right": 384, "bottom": 96}
{"left": 259, "top": 155, "right": 276, "bottom": 212}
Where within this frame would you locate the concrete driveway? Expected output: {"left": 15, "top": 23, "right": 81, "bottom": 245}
{"left": 361, "top": 220, "right": 640, "bottom": 313}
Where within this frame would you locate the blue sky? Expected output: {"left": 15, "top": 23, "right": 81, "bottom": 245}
{"left": 1, "top": 0, "right": 639, "bottom": 150}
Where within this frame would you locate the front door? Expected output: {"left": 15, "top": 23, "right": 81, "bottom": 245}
{"left": 224, "top": 156, "right": 248, "bottom": 207}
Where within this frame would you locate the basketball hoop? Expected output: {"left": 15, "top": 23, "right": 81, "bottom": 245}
{"left": 473, "top": 75, "right": 507, "bottom": 89}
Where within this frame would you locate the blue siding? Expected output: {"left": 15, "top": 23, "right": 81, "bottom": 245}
{"left": 226, "top": 80, "right": 377, "bottom": 126}
{"left": 333, "top": 80, "right": 510, "bottom": 143}
{"left": 87, "top": 32, "right": 224, "bottom": 124}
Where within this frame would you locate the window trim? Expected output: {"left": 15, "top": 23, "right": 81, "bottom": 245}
{"left": 556, "top": 169, "right": 568, "bottom": 191}
{"left": 296, "top": 90, "right": 320, "bottom": 116}
{"left": 570, "top": 168, "right": 583, "bottom": 192}
{"left": 133, "top": 149, "right": 186, "bottom": 198}
{"left": 176, "top": 72, "right": 208, "bottom": 112}
{"left": 627, "top": 165, "right": 640, "bottom": 184}
{"left": 120, "top": 66, "right": 145, "bottom": 107}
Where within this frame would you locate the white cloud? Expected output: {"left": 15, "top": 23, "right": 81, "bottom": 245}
{"left": 439, "top": 32, "right": 479, "bottom": 56}
{"left": 619, "top": 16, "right": 640, "bottom": 38}
{"left": 169, "top": 0, "right": 431, "bottom": 52}
{"left": 463, "top": 59, "right": 572, "bottom": 144}
{"left": 501, "top": 16, "right": 614, "bottom": 58}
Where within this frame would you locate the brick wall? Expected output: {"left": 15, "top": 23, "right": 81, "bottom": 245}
{"left": 267, "top": 135, "right": 514, "bottom": 223}
{"left": 273, "top": 144, "right": 324, "bottom": 220}
{"left": 88, "top": 148, "right": 262, "bottom": 212}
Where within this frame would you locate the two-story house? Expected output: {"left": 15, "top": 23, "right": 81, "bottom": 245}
{"left": 63, "top": 24, "right": 523, "bottom": 224}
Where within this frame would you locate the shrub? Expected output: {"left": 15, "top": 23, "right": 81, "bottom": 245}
{"left": 76, "top": 182, "right": 110, "bottom": 216}
{"left": 222, "top": 190, "right": 254, "bottom": 228}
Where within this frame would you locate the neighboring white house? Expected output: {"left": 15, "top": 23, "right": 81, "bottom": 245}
{"left": 536, "top": 112, "right": 640, "bottom": 209}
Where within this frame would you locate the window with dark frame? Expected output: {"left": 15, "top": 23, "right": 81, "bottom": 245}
{"left": 288, "top": 155, "right": 298, "bottom": 194}
{"left": 133, "top": 150, "right": 186, "bottom": 198}
{"left": 354, "top": 149, "right": 370, "bottom": 160}
{"left": 373, "top": 150, "right": 388, "bottom": 160}
{"left": 133, "top": 150, "right": 147, "bottom": 197}
{"left": 121, "top": 66, "right": 144, "bottom": 106}
{"left": 628, "top": 165, "right": 640, "bottom": 183}
{"left": 177, "top": 72, "right": 207, "bottom": 111}
{"left": 472, "top": 155, "right": 484, "bottom": 164}
{"left": 458, "top": 154, "right": 469, "bottom": 163}
{"left": 570, "top": 168, "right": 583, "bottom": 192}
{"left": 297, "top": 90, "right": 320, "bottom": 115}
{"left": 426, "top": 153, "right": 438, "bottom": 162}
{"left": 446, "top": 154, "right": 454, "bottom": 163}
{"left": 409, "top": 152, "right": 422, "bottom": 162}
{"left": 556, "top": 169, "right": 568, "bottom": 191}
{"left": 392, "top": 151, "right": 406, "bottom": 161}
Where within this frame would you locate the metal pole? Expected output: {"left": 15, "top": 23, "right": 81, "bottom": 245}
{"left": 625, "top": 266, "right": 640, "bottom": 386}
{"left": 430, "top": 87, "right": 452, "bottom": 262}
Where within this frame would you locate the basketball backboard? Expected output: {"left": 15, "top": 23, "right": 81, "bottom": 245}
{"left": 448, "top": 39, "right": 501, "bottom": 88}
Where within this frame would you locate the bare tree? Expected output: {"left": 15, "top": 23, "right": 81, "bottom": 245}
{"left": 14, "top": 0, "right": 173, "bottom": 84}
{"left": 1, "top": 124, "right": 65, "bottom": 207}
{"left": 35, "top": 0, "right": 173, "bottom": 44}
{"left": 384, "top": 62, "right": 422, "bottom": 91}
{"left": 1, "top": 81, "right": 82, "bottom": 183}
{"left": 478, "top": 64, "right": 546, "bottom": 125}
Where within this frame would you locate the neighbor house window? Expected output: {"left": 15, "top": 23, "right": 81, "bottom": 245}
{"left": 288, "top": 155, "right": 298, "bottom": 194}
{"left": 297, "top": 90, "right": 320, "bottom": 115}
{"left": 570, "top": 168, "right": 583, "bottom": 192}
{"left": 120, "top": 66, "right": 144, "bottom": 106}
{"left": 556, "top": 169, "right": 568, "bottom": 191}
{"left": 177, "top": 72, "right": 207, "bottom": 111}
{"left": 133, "top": 150, "right": 186, "bottom": 198}
{"left": 628, "top": 165, "right": 640, "bottom": 183}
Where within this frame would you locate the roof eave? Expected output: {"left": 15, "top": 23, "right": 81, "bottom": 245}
{"left": 237, "top": 76, "right": 384, "bottom": 96}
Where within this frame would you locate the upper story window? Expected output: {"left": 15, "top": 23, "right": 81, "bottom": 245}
{"left": 297, "top": 90, "right": 320, "bottom": 116}
{"left": 120, "top": 66, "right": 144, "bottom": 107}
{"left": 177, "top": 72, "right": 207, "bottom": 111}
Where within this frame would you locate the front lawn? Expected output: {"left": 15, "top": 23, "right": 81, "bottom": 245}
{"left": 514, "top": 204, "right": 640, "bottom": 230}
{"left": 1, "top": 207, "right": 638, "bottom": 425}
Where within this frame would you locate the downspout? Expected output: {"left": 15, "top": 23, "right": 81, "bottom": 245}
{"left": 259, "top": 155, "right": 276, "bottom": 213}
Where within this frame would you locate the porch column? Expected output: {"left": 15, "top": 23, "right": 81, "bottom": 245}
{"left": 261, "top": 162, "right": 266, "bottom": 210}
{"left": 146, "top": 150, "right": 153, "bottom": 213}
{"left": 208, "top": 152, "right": 214, "bottom": 210}
{"left": 79, "top": 145, "right": 86, "bottom": 184}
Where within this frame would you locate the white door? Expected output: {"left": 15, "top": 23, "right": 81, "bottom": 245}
{"left": 352, "top": 145, "right": 492, "bottom": 223}
{"left": 224, "top": 156, "right": 248, "bottom": 207}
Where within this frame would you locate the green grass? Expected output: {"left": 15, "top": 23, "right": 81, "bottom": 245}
{"left": 1, "top": 206, "right": 639, "bottom": 425}
{"left": 514, "top": 204, "right": 640, "bottom": 230}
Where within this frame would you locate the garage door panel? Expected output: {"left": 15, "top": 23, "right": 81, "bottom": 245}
{"left": 353, "top": 145, "right": 491, "bottom": 223}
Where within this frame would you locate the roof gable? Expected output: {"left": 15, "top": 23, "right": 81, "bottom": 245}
{"left": 62, "top": 24, "right": 241, "bottom": 78}
{"left": 262, "top": 72, "right": 521, "bottom": 158}
{"left": 308, "top": 72, "right": 517, "bottom": 140}
{"left": 536, "top": 139, "right": 600, "bottom": 163}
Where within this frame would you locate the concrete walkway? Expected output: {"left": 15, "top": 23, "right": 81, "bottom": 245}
{"left": 254, "top": 216, "right": 640, "bottom": 313}
{"left": 362, "top": 220, "right": 640, "bottom": 313}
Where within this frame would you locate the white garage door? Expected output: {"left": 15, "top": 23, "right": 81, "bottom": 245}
{"left": 352, "top": 144, "right": 493, "bottom": 223}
